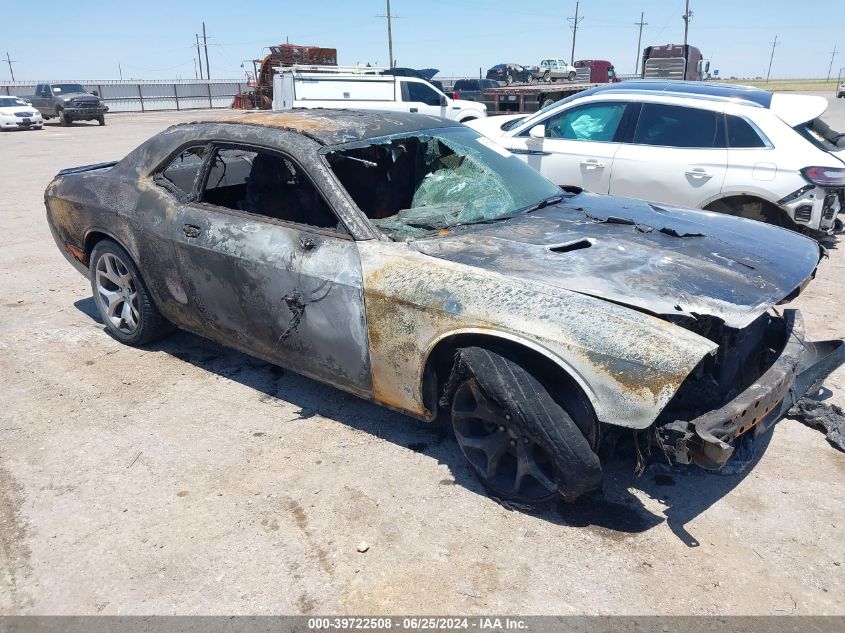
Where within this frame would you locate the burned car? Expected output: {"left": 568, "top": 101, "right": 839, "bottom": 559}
{"left": 45, "top": 110, "right": 845, "bottom": 503}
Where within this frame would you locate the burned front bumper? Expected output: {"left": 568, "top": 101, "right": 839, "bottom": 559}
{"left": 661, "top": 309, "right": 845, "bottom": 469}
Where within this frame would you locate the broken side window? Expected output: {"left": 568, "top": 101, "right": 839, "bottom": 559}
{"left": 200, "top": 146, "right": 343, "bottom": 232}
{"left": 161, "top": 145, "right": 207, "bottom": 197}
{"left": 325, "top": 127, "right": 562, "bottom": 241}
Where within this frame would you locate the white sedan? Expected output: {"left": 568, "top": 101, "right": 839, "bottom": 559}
{"left": 0, "top": 96, "right": 44, "bottom": 130}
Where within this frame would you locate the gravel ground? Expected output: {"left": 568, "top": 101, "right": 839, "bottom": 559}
{"left": 0, "top": 97, "right": 844, "bottom": 616}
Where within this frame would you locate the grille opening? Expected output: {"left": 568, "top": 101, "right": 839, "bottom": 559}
{"left": 794, "top": 205, "right": 813, "bottom": 223}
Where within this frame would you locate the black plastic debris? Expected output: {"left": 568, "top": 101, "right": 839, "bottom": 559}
{"left": 788, "top": 397, "right": 845, "bottom": 452}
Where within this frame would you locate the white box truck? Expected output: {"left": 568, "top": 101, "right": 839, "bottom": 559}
{"left": 272, "top": 66, "right": 487, "bottom": 122}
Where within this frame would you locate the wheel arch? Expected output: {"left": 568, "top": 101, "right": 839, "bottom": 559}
{"left": 83, "top": 228, "right": 130, "bottom": 267}
{"left": 701, "top": 191, "right": 780, "bottom": 211}
{"left": 420, "top": 329, "right": 598, "bottom": 423}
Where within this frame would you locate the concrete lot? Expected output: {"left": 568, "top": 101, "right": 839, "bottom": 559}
{"left": 1, "top": 97, "right": 844, "bottom": 615}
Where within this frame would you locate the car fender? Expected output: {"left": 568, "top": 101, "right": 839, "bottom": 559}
{"left": 358, "top": 241, "right": 717, "bottom": 430}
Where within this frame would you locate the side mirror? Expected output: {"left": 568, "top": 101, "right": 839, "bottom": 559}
{"left": 529, "top": 124, "right": 546, "bottom": 139}
{"left": 439, "top": 94, "right": 447, "bottom": 106}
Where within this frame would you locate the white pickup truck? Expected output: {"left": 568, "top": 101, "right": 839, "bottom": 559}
{"left": 539, "top": 58, "right": 578, "bottom": 82}
{"left": 272, "top": 66, "right": 487, "bottom": 122}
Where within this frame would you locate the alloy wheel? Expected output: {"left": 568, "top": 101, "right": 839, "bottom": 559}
{"left": 95, "top": 252, "right": 141, "bottom": 334}
{"left": 452, "top": 378, "right": 558, "bottom": 501}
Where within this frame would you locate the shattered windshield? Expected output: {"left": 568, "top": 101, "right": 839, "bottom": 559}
{"left": 325, "top": 126, "right": 563, "bottom": 241}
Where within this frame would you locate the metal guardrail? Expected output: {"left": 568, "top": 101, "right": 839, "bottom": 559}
{"left": 0, "top": 80, "right": 250, "bottom": 112}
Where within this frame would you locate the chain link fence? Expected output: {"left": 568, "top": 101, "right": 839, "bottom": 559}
{"left": 0, "top": 80, "right": 250, "bottom": 112}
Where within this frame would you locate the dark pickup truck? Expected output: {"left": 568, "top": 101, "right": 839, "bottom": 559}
{"left": 28, "top": 83, "right": 108, "bottom": 126}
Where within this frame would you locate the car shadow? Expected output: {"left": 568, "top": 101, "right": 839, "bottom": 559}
{"left": 43, "top": 120, "right": 103, "bottom": 129}
{"left": 74, "top": 296, "right": 774, "bottom": 545}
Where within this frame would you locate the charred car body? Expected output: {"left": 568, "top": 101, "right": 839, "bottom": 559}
{"left": 45, "top": 110, "right": 845, "bottom": 503}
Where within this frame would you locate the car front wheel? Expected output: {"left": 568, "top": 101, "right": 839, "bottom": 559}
{"left": 89, "top": 239, "right": 172, "bottom": 346}
{"left": 448, "top": 347, "right": 602, "bottom": 504}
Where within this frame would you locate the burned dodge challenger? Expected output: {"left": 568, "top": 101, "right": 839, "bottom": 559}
{"left": 45, "top": 110, "right": 845, "bottom": 503}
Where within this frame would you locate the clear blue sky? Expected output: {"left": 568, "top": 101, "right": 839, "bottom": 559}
{"left": 1, "top": 0, "right": 843, "bottom": 81}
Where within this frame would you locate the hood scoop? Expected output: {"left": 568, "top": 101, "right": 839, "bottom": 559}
{"left": 549, "top": 238, "right": 593, "bottom": 254}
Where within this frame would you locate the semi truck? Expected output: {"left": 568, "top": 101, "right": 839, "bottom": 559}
{"left": 641, "top": 44, "right": 710, "bottom": 81}
{"left": 574, "top": 59, "right": 617, "bottom": 83}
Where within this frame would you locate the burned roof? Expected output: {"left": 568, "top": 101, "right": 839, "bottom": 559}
{"left": 196, "top": 109, "right": 462, "bottom": 146}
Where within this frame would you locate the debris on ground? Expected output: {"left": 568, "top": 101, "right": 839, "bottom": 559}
{"left": 356, "top": 541, "right": 370, "bottom": 553}
{"left": 788, "top": 397, "right": 845, "bottom": 451}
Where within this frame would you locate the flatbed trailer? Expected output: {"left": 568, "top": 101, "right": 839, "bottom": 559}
{"left": 481, "top": 82, "right": 598, "bottom": 114}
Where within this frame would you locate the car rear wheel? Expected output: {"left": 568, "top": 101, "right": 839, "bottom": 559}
{"left": 568, "top": 70, "right": 577, "bottom": 81}
{"left": 526, "top": 74, "right": 535, "bottom": 84}
{"left": 541, "top": 97, "right": 556, "bottom": 109}
{"left": 448, "top": 347, "right": 602, "bottom": 504}
{"left": 89, "top": 239, "right": 173, "bottom": 346}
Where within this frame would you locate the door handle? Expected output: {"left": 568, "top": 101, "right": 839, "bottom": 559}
{"left": 410, "top": 107, "right": 418, "bottom": 113}
{"left": 182, "top": 224, "right": 201, "bottom": 238}
{"left": 685, "top": 168, "right": 711, "bottom": 179}
{"left": 580, "top": 159, "right": 605, "bottom": 170}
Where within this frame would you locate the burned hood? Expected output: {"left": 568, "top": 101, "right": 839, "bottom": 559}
{"left": 412, "top": 192, "right": 822, "bottom": 329}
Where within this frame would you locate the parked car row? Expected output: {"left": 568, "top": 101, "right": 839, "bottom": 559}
{"left": 44, "top": 109, "right": 845, "bottom": 503}
{"left": 1, "top": 82, "right": 109, "bottom": 130}
{"left": 468, "top": 81, "right": 845, "bottom": 234}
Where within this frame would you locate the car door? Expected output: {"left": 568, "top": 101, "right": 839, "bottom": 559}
{"left": 503, "top": 101, "right": 628, "bottom": 191}
{"left": 609, "top": 102, "right": 728, "bottom": 208}
{"left": 400, "top": 80, "right": 447, "bottom": 117}
{"left": 170, "top": 143, "right": 372, "bottom": 395}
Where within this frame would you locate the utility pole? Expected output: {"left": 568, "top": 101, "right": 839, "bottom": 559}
{"left": 118, "top": 62, "right": 123, "bottom": 80}
{"left": 4, "top": 52, "right": 16, "bottom": 82}
{"left": 195, "top": 34, "right": 204, "bottom": 79}
{"left": 377, "top": 0, "right": 397, "bottom": 68}
{"left": 567, "top": 1, "right": 584, "bottom": 66}
{"left": 194, "top": 58, "right": 198, "bottom": 80}
{"left": 827, "top": 45, "right": 838, "bottom": 82}
{"left": 766, "top": 35, "right": 779, "bottom": 84}
{"left": 682, "top": 0, "right": 693, "bottom": 47}
{"left": 634, "top": 12, "right": 648, "bottom": 74}
{"left": 202, "top": 22, "right": 211, "bottom": 80}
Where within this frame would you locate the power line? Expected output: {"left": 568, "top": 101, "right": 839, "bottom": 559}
{"left": 567, "top": 1, "right": 584, "bottom": 66}
{"left": 827, "top": 45, "right": 838, "bottom": 82}
{"left": 766, "top": 34, "right": 779, "bottom": 84}
{"left": 4, "top": 52, "right": 16, "bottom": 82}
{"left": 682, "top": 0, "right": 693, "bottom": 46}
{"left": 634, "top": 12, "right": 648, "bottom": 75}
{"left": 202, "top": 22, "right": 211, "bottom": 79}
{"left": 376, "top": 0, "right": 400, "bottom": 68}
